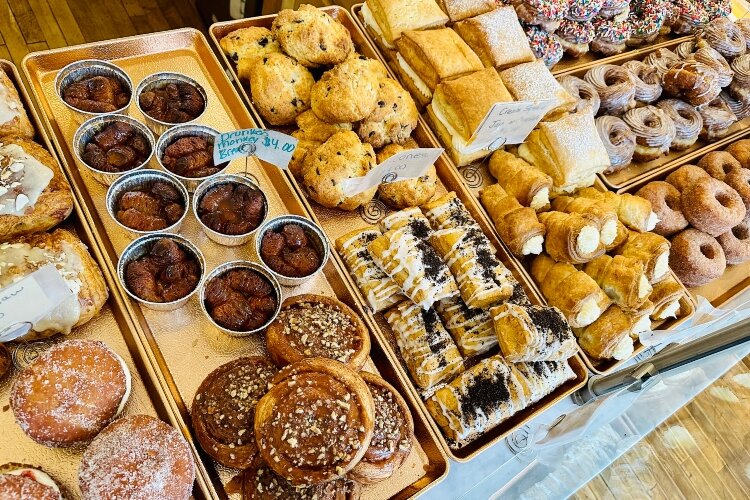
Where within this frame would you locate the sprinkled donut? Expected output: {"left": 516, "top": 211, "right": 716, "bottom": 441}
{"left": 598, "top": 0, "right": 629, "bottom": 20}
{"left": 514, "top": 0, "right": 569, "bottom": 29}
{"left": 555, "top": 19, "right": 595, "bottom": 58}
{"left": 697, "top": 151, "right": 743, "bottom": 181}
{"left": 622, "top": 60, "right": 662, "bottom": 103}
{"left": 590, "top": 17, "right": 631, "bottom": 56}
{"left": 524, "top": 24, "right": 564, "bottom": 68}
{"left": 622, "top": 105, "right": 676, "bottom": 162}
{"left": 656, "top": 99, "right": 702, "bottom": 150}
{"left": 669, "top": 228, "right": 726, "bottom": 287}
{"left": 725, "top": 139, "right": 750, "bottom": 169}
{"left": 636, "top": 181, "right": 689, "bottom": 236}
{"left": 665, "top": 164, "right": 710, "bottom": 192}
{"left": 584, "top": 64, "right": 636, "bottom": 115}
{"left": 565, "top": 0, "right": 603, "bottom": 22}
{"left": 671, "top": 0, "right": 709, "bottom": 36}
{"left": 705, "top": 0, "right": 732, "bottom": 20}
{"left": 558, "top": 74, "right": 601, "bottom": 114}
{"left": 724, "top": 169, "right": 750, "bottom": 212}
{"left": 626, "top": 0, "right": 667, "bottom": 47}
{"left": 681, "top": 177, "right": 747, "bottom": 236}
{"left": 699, "top": 17, "right": 747, "bottom": 59}
{"left": 717, "top": 218, "right": 750, "bottom": 264}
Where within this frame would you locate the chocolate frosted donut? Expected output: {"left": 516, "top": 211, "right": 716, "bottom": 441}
{"left": 558, "top": 75, "right": 601, "bottom": 115}
{"left": 717, "top": 218, "right": 750, "bottom": 264}
{"left": 698, "top": 97, "right": 737, "bottom": 141}
{"left": 670, "top": 229, "right": 726, "bottom": 287}
{"left": 697, "top": 151, "right": 743, "bottom": 181}
{"left": 622, "top": 60, "right": 662, "bottom": 103}
{"left": 636, "top": 181, "right": 688, "bottom": 236}
{"left": 665, "top": 164, "right": 710, "bottom": 192}
{"left": 725, "top": 169, "right": 750, "bottom": 211}
{"left": 725, "top": 139, "right": 750, "bottom": 169}
{"left": 622, "top": 105, "right": 676, "bottom": 162}
{"left": 656, "top": 99, "right": 702, "bottom": 150}
{"left": 681, "top": 177, "right": 747, "bottom": 236}
{"left": 692, "top": 46, "right": 733, "bottom": 88}
{"left": 584, "top": 64, "right": 637, "bottom": 115}
{"left": 595, "top": 115, "right": 635, "bottom": 172}
{"left": 699, "top": 17, "right": 746, "bottom": 59}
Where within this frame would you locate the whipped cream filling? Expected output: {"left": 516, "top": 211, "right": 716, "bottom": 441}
{"left": 530, "top": 187, "right": 549, "bottom": 211}
{"left": 656, "top": 299, "right": 680, "bottom": 320}
{"left": 0, "top": 143, "right": 54, "bottom": 216}
{"left": 646, "top": 211, "right": 659, "bottom": 231}
{"left": 0, "top": 81, "right": 21, "bottom": 127}
{"left": 5, "top": 467, "right": 61, "bottom": 496}
{"left": 638, "top": 274, "right": 652, "bottom": 299}
{"left": 522, "top": 235, "right": 544, "bottom": 255}
{"left": 600, "top": 219, "right": 617, "bottom": 246}
{"left": 632, "top": 314, "right": 651, "bottom": 335}
{"left": 653, "top": 251, "right": 669, "bottom": 282}
{"left": 576, "top": 299, "right": 601, "bottom": 327}
{"left": 612, "top": 335, "right": 634, "bottom": 361}
{"left": 113, "top": 351, "right": 133, "bottom": 416}
{"left": 396, "top": 53, "right": 432, "bottom": 101}
{"left": 577, "top": 225, "right": 600, "bottom": 255}
{"left": 361, "top": 3, "right": 396, "bottom": 49}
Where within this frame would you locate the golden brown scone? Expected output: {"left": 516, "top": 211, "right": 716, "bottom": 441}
{"left": 0, "top": 136, "right": 74, "bottom": 240}
{"left": 289, "top": 130, "right": 321, "bottom": 180}
{"left": 295, "top": 109, "right": 351, "bottom": 142}
{"left": 358, "top": 78, "right": 419, "bottom": 148}
{"left": 219, "top": 27, "right": 280, "bottom": 64}
{"left": 0, "top": 70, "right": 34, "bottom": 139}
{"left": 271, "top": 4, "right": 353, "bottom": 67}
{"left": 248, "top": 53, "right": 314, "bottom": 125}
{"left": 301, "top": 131, "right": 377, "bottom": 210}
{"left": 0, "top": 229, "right": 108, "bottom": 340}
{"left": 376, "top": 142, "right": 437, "bottom": 209}
{"left": 311, "top": 56, "right": 387, "bottom": 123}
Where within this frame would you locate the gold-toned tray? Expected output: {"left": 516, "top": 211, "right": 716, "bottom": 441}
{"left": 209, "top": 6, "right": 588, "bottom": 463}
{"left": 621, "top": 131, "right": 750, "bottom": 309}
{"left": 0, "top": 60, "right": 183, "bottom": 498}
{"left": 22, "top": 28, "right": 448, "bottom": 499}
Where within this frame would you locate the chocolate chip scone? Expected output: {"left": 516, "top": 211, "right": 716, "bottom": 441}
{"left": 271, "top": 4, "right": 353, "bottom": 67}
{"left": 249, "top": 53, "right": 314, "bottom": 126}
{"left": 220, "top": 26, "right": 281, "bottom": 65}
{"left": 358, "top": 78, "right": 419, "bottom": 148}
{"left": 311, "top": 56, "right": 387, "bottom": 123}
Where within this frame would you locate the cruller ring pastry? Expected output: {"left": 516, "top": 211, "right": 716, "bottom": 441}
{"left": 681, "top": 177, "right": 747, "bottom": 237}
{"left": 254, "top": 358, "right": 375, "bottom": 485}
{"left": 699, "top": 17, "right": 747, "bottom": 59}
{"left": 622, "top": 106, "right": 676, "bottom": 163}
{"left": 622, "top": 60, "right": 663, "bottom": 104}
{"left": 655, "top": 99, "right": 702, "bottom": 151}
{"left": 669, "top": 228, "right": 726, "bottom": 287}
{"left": 595, "top": 115, "right": 635, "bottom": 172}
{"left": 584, "top": 64, "right": 636, "bottom": 115}
{"left": 558, "top": 75, "right": 601, "bottom": 115}
{"left": 662, "top": 61, "right": 721, "bottom": 107}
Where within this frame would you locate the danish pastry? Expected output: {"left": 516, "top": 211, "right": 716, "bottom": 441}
{"left": 0, "top": 69, "right": 34, "bottom": 138}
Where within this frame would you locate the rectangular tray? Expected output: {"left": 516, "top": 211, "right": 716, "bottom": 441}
{"left": 0, "top": 60, "right": 182, "bottom": 498}
{"left": 620, "top": 130, "right": 750, "bottom": 309}
{"left": 209, "top": 6, "right": 589, "bottom": 463}
{"left": 22, "top": 29, "right": 448, "bottom": 499}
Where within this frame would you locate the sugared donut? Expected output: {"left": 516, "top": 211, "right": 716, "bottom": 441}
{"left": 725, "top": 168, "right": 750, "bottom": 211}
{"left": 681, "top": 177, "right": 747, "bottom": 236}
{"left": 725, "top": 139, "right": 750, "bottom": 169}
{"left": 10, "top": 340, "right": 131, "bottom": 446}
{"left": 665, "top": 164, "right": 710, "bottom": 192}
{"left": 79, "top": 414, "right": 195, "bottom": 499}
{"left": 636, "top": 181, "right": 688, "bottom": 236}
{"left": 0, "top": 466, "right": 61, "bottom": 500}
{"left": 717, "top": 218, "right": 750, "bottom": 264}
{"left": 669, "top": 228, "right": 726, "bottom": 287}
{"left": 697, "top": 151, "right": 743, "bottom": 181}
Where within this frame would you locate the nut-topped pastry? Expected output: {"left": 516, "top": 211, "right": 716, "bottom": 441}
{"left": 124, "top": 237, "right": 201, "bottom": 303}
{"left": 260, "top": 222, "right": 323, "bottom": 278}
{"left": 197, "top": 182, "right": 266, "bottom": 235}
{"left": 139, "top": 80, "right": 205, "bottom": 123}
{"left": 254, "top": 358, "right": 375, "bottom": 485}
{"left": 203, "top": 265, "right": 279, "bottom": 333}
{"left": 62, "top": 74, "right": 130, "bottom": 113}
{"left": 115, "top": 181, "right": 185, "bottom": 232}
{"left": 161, "top": 135, "right": 226, "bottom": 178}
{"left": 266, "top": 294, "right": 371, "bottom": 370}
{"left": 191, "top": 357, "right": 278, "bottom": 469}
{"left": 82, "top": 121, "right": 151, "bottom": 173}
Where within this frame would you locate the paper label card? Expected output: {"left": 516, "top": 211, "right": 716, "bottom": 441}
{"left": 342, "top": 147, "right": 443, "bottom": 197}
{"left": 469, "top": 99, "right": 558, "bottom": 151}
{"left": 213, "top": 129, "right": 298, "bottom": 169}
{"left": 0, "top": 265, "right": 73, "bottom": 342}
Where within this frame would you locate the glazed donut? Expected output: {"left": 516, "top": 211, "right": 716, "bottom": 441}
{"left": 662, "top": 61, "right": 721, "bottom": 107}
{"left": 717, "top": 217, "right": 750, "bottom": 264}
{"left": 725, "top": 139, "right": 750, "bottom": 169}
{"left": 699, "top": 17, "right": 746, "bottom": 59}
{"left": 697, "top": 151, "right": 743, "bottom": 181}
{"left": 596, "top": 115, "right": 635, "bottom": 172}
{"left": 720, "top": 90, "right": 750, "bottom": 120}
{"left": 724, "top": 169, "right": 750, "bottom": 212}
{"left": 655, "top": 99, "right": 702, "bottom": 150}
{"left": 635, "top": 181, "right": 689, "bottom": 236}
{"left": 622, "top": 60, "right": 662, "bottom": 104}
{"left": 643, "top": 47, "right": 680, "bottom": 79}
{"left": 525, "top": 24, "right": 564, "bottom": 69}
{"left": 728, "top": 54, "right": 750, "bottom": 101}
{"left": 665, "top": 164, "right": 711, "bottom": 192}
{"left": 566, "top": 0, "right": 603, "bottom": 22}
{"left": 514, "top": 0, "right": 568, "bottom": 27}
{"left": 555, "top": 19, "right": 594, "bottom": 58}
{"left": 674, "top": 40, "right": 696, "bottom": 60}
{"left": 590, "top": 17, "right": 631, "bottom": 56}
{"left": 622, "top": 106, "right": 676, "bottom": 162}
{"left": 598, "top": 0, "right": 629, "bottom": 20}
{"left": 691, "top": 45, "right": 734, "bottom": 88}
{"left": 737, "top": 18, "right": 750, "bottom": 50}
{"left": 681, "top": 177, "right": 747, "bottom": 236}
{"left": 698, "top": 97, "right": 737, "bottom": 141}
{"left": 669, "top": 228, "right": 726, "bottom": 287}
{"left": 559, "top": 75, "right": 601, "bottom": 115}
{"left": 584, "top": 64, "right": 636, "bottom": 115}
{"left": 626, "top": 0, "right": 666, "bottom": 47}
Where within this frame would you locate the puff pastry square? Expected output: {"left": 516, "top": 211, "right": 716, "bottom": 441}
{"left": 437, "top": 0, "right": 495, "bottom": 22}
{"left": 454, "top": 7, "right": 535, "bottom": 70}
{"left": 499, "top": 60, "right": 576, "bottom": 120}
{"left": 365, "top": 0, "right": 448, "bottom": 47}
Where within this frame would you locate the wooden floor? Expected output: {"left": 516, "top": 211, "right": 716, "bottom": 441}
{"left": 3, "top": 1, "right": 750, "bottom": 498}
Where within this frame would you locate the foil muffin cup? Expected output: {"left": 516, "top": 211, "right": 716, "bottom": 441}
{"left": 117, "top": 233, "right": 205, "bottom": 312}
{"left": 135, "top": 72, "right": 208, "bottom": 135}
{"left": 193, "top": 173, "right": 268, "bottom": 246}
{"left": 199, "top": 260, "right": 282, "bottom": 336}
{"left": 55, "top": 59, "right": 133, "bottom": 124}
{"left": 106, "top": 169, "right": 190, "bottom": 239}
{"left": 72, "top": 114, "right": 156, "bottom": 186}
{"left": 155, "top": 123, "right": 227, "bottom": 192}
{"left": 253, "top": 215, "right": 330, "bottom": 287}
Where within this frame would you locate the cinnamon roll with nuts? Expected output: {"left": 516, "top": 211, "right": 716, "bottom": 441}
{"left": 698, "top": 97, "right": 737, "bottom": 141}
{"left": 241, "top": 465, "right": 361, "bottom": 499}
{"left": 662, "top": 61, "right": 721, "bottom": 107}
{"left": 699, "top": 17, "right": 746, "bottom": 59}
{"left": 622, "top": 106, "right": 676, "bottom": 162}
{"left": 584, "top": 64, "right": 636, "bottom": 115}
{"left": 622, "top": 60, "right": 662, "bottom": 104}
{"left": 656, "top": 99, "right": 702, "bottom": 150}
{"left": 596, "top": 115, "right": 636, "bottom": 172}
{"left": 558, "top": 75, "right": 601, "bottom": 115}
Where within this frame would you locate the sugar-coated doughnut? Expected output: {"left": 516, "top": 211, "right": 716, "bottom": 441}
{"left": 725, "top": 139, "right": 750, "bottom": 169}
{"left": 698, "top": 151, "right": 743, "bottom": 181}
{"left": 669, "top": 228, "right": 726, "bottom": 287}
{"left": 717, "top": 218, "right": 750, "bottom": 264}
{"left": 636, "top": 181, "right": 688, "bottom": 236}
{"left": 665, "top": 164, "right": 710, "bottom": 192}
{"left": 724, "top": 168, "right": 750, "bottom": 212}
{"left": 681, "top": 177, "right": 747, "bottom": 236}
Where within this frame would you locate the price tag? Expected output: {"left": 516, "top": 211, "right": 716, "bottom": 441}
{"left": 342, "top": 147, "right": 443, "bottom": 197}
{"left": 213, "top": 129, "right": 298, "bottom": 170}
{"left": 467, "top": 99, "right": 558, "bottom": 152}
{"left": 0, "top": 265, "right": 73, "bottom": 342}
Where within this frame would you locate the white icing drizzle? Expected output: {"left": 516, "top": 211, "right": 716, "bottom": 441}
{"left": 0, "top": 143, "right": 54, "bottom": 216}
{"left": 0, "top": 80, "right": 21, "bottom": 128}
{"left": 491, "top": 303, "right": 576, "bottom": 362}
{"left": 423, "top": 194, "right": 482, "bottom": 232}
{"left": 435, "top": 296, "right": 497, "bottom": 357}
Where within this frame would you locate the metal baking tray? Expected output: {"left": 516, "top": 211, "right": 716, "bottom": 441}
{"left": 348, "top": 3, "right": 691, "bottom": 76}
{"left": 0, "top": 59, "right": 182, "bottom": 498}
{"left": 209, "top": 6, "right": 588, "bottom": 463}
{"left": 621, "top": 129, "right": 750, "bottom": 308}
{"left": 21, "top": 29, "right": 448, "bottom": 499}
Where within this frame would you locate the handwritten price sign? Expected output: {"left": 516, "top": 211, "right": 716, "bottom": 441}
{"left": 213, "top": 129, "right": 298, "bottom": 169}
{"left": 342, "top": 147, "right": 443, "bottom": 197}
{"left": 467, "top": 99, "right": 558, "bottom": 152}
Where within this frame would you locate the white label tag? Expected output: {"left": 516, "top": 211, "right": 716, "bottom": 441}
{"left": 214, "top": 129, "right": 298, "bottom": 170}
{"left": 341, "top": 147, "right": 443, "bottom": 197}
{"left": 0, "top": 265, "right": 73, "bottom": 342}
{"left": 468, "top": 99, "right": 558, "bottom": 151}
